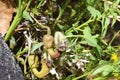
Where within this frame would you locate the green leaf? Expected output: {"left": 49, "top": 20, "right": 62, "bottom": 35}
{"left": 87, "top": 6, "right": 101, "bottom": 19}
{"left": 102, "top": 66, "right": 113, "bottom": 76}
{"left": 85, "top": 0, "right": 91, "bottom": 4}
{"left": 66, "top": 31, "right": 73, "bottom": 36}
{"left": 65, "top": 75, "right": 74, "bottom": 80}
{"left": 96, "top": 46, "right": 102, "bottom": 58}
{"left": 23, "top": 10, "right": 33, "bottom": 22}
{"left": 31, "top": 42, "right": 43, "bottom": 53}
{"left": 91, "top": 61, "right": 114, "bottom": 76}
{"left": 90, "top": 54, "right": 96, "bottom": 60}
{"left": 57, "top": 23, "right": 68, "bottom": 31}
{"left": 104, "top": 2, "right": 109, "bottom": 11}
{"left": 111, "top": 13, "right": 117, "bottom": 27}
{"left": 71, "top": 9, "right": 76, "bottom": 17}
{"left": 101, "top": 16, "right": 110, "bottom": 38}
{"left": 91, "top": 64, "right": 111, "bottom": 76}
{"left": 83, "top": 27, "right": 98, "bottom": 47}
{"left": 10, "top": 36, "right": 16, "bottom": 49}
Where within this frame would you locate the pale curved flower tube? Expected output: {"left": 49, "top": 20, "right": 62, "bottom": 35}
{"left": 54, "top": 31, "right": 68, "bottom": 51}
{"left": 47, "top": 48, "right": 60, "bottom": 58}
{"left": 28, "top": 55, "right": 50, "bottom": 78}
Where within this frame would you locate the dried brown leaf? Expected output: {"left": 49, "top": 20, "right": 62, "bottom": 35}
{"left": 0, "top": 0, "right": 14, "bottom": 35}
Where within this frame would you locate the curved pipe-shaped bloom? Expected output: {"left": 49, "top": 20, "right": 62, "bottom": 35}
{"left": 28, "top": 55, "right": 50, "bottom": 78}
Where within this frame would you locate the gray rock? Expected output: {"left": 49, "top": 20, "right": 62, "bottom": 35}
{"left": 0, "top": 35, "right": 24, "bottom": 80}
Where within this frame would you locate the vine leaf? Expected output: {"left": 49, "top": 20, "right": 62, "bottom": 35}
{"left": 31, "top": 42, "right": 43, "bottom": 53}
{"left": 87, "top": 6, "right": 101, "bottom": 19}
{"left": 90, "top": 61, "right": 114, "bottom": 77}
{"left": 83, "top": 27, "right": 98, "bottom": 47}
{"left": 23, "top": 10, "right": 33, "bottom": 22}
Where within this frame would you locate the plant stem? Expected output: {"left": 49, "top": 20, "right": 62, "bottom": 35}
{"left": 5, "top": 13, "right": 22, "bottom": 41}
{"left": 66, "top": 19, "right": 94, "bottom": 33}
{"left": 30, "top": 14, "right": 48, "bottom": 28}
{"left": 54, "top": 0, "right": 71, "bottom": 26}
{"left": 25, "top": 0, "right": 32, "bottom": 10}
{"left": 16, "top": 56, "right": 26, "bottom": 74}
{"left": 72, "top": 71, "right": 91, "bottom": 80}
{"left": 66, "top": 35, "right": 83, "bottom": 38}
{"left": 5, "top": 0, "right": 25, "bottom": 41}
{"left": 16, "top": 48, "right": 28, "bottom": 56}
{"left": 109, "top": 29, "right": 120, "bottom": 46}
{"left": 37, "top": 0, "right": 45, "bottom": 8}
